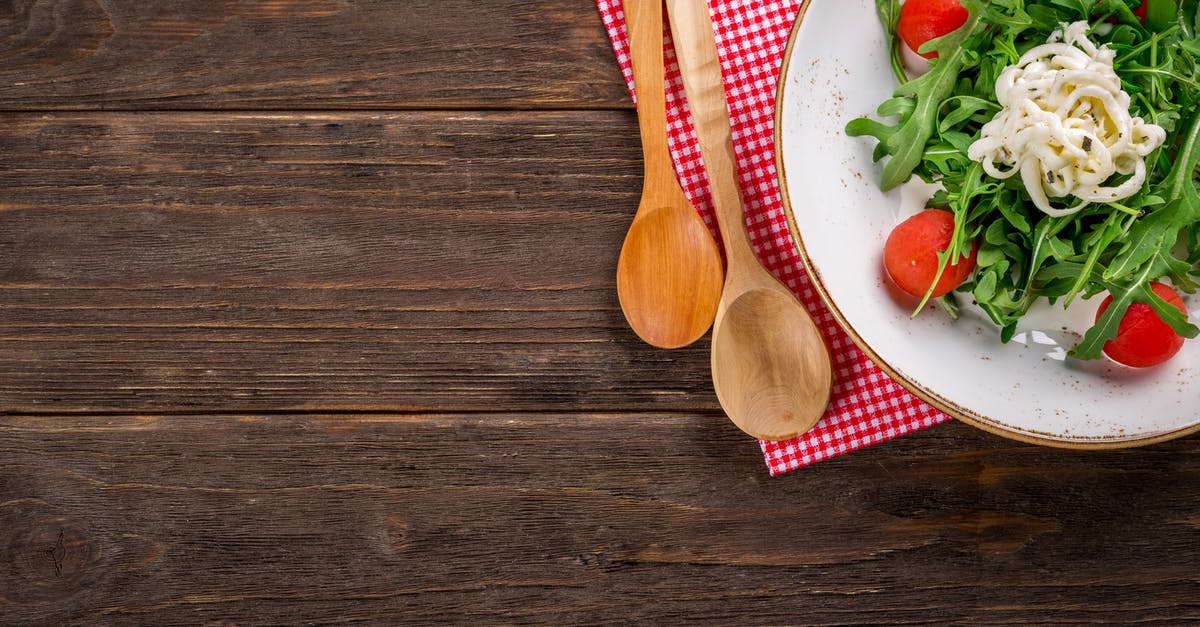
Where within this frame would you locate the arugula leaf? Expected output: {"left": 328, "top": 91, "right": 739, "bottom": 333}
{"left": 938, "top": 95, "right": 1001, "bottom": 132}
{"left": 875, "top": 0, "right": 908, "bottom": 85}
{"left": 1103, "top": 198, "right": 1189, "bottom": 280}
{"left": 1065, "top": 212, "right": 1127, "bottom": 304}
{"left": 1144, "top": 284, "right": 1200, "bottom": 336}
{"left": 847, "top": 10, "right": 984, "bottom": 190}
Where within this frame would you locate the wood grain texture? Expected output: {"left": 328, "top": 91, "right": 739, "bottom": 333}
{"left": 0, "top": 111, "right": 725, "bottom": 413}
{"left": 1, "top": 414, "right": 1199, "bottom": 624}
{"left": 0, "top": 0, "right": 629, "bottom": 110}
{"left": 5, "top": 2, "right": 1200, "bottom": 624}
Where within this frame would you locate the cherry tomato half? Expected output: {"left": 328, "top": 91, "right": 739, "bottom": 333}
{"left": 884, "top": 209, "right": 977, "bottom": 298}
{"left": 1095, "top": 281, "right": 1188, "bottom": 368}
{"left": 897, "top": 0, "right": 969, "bottom": 59}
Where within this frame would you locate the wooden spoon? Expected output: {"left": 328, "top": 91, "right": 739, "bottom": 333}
{"left": 666, "top": 0, "right": 832, "bottom": 440}
{"left": 616, "top": 0, "right": 724, "bottom": 350}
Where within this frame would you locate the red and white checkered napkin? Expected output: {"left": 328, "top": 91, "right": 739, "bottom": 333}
{"left": 597, "top": 0, "right": 951, "bottom": 474}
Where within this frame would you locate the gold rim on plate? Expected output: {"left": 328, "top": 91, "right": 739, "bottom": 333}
{"left": 770, "top": 0, "right": 1200, "bottom": 449}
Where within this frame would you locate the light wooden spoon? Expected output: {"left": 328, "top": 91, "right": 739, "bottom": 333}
{"left": 616, "top": 0, "right": 724, "bottom": 350}
{"left": 666, "top": 0, "right": 832, "bottom": 440}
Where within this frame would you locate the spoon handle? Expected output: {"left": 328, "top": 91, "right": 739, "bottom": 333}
{"left": 625, "top": 0, "right": 675, "bottom": 180}
{"left": 663, "top": 0, "right": 759, "bottom": 283}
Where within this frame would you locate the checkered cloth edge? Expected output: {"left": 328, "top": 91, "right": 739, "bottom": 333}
{"left": 596, "top": 0, "right": 950, "bottom": 475}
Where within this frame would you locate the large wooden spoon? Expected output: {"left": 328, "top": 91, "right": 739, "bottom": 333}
{"left": 616, "top": 0, "right": 724, "bottom": 349}
{"left": 666, "top": 0, "right": 832, "bottom": 440}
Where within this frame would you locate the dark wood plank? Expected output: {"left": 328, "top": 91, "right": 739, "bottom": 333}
{"left": 0, "top": 414, "right": 1198, "bottom": 623}
{"left": 0, "top": 110, "right": 721, "bottom": 413}
{"left": 0, "top": 0, "right": 628, "bottom": 110}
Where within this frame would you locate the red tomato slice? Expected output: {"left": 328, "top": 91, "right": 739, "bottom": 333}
{"left": 884, "top": 209, "right": 977, "bottom": 298}
{"left": 897, "top": 0, "right": 969, "bottom": 59}
{"left": 1095, "top": 282, "right": 1188, "bottom": 368}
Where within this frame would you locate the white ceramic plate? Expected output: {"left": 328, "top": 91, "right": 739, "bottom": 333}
{"left": 774, "top": 0, "right": 1200, "bottom": 447}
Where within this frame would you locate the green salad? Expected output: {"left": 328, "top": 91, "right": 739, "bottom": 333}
{"left": 847, "top": 0, "right": 1200, "bottom": 361}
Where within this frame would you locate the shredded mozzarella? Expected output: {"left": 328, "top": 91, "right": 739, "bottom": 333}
{"left": 967, "top": 21, "right": 1165, "bottom": 216}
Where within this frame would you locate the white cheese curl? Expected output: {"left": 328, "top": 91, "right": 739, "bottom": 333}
{"left": 967, "top": 21, "right": 1165, "bottom": 216}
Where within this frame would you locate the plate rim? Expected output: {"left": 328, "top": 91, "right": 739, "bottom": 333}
{"left": 771, "top": 0, "right": 1200, "bottom": 449}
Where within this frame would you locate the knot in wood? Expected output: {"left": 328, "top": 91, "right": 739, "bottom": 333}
{"left": 6, "top": 518, "right": 97, "bottom": 603}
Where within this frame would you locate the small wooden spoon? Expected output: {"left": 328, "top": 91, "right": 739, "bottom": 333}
{"left": 616, "top": 0, "right": 724, "bottom": 350}
{"left": 666, "top": 0, "right": 832, "bottom": 440}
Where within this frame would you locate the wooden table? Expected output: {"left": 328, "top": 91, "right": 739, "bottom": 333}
{"left": 2, "top": 2, "right": 1199, "bottom": 623}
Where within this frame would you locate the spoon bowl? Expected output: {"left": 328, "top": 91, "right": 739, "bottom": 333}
{"left": 618, "top": 204, "right": 723, "bottom": 349}
{"left": 616, "top": 0, "right": 724, "bottom": 349}
{"left": 712, "top": 288, "right": 832, "bottom": 440}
